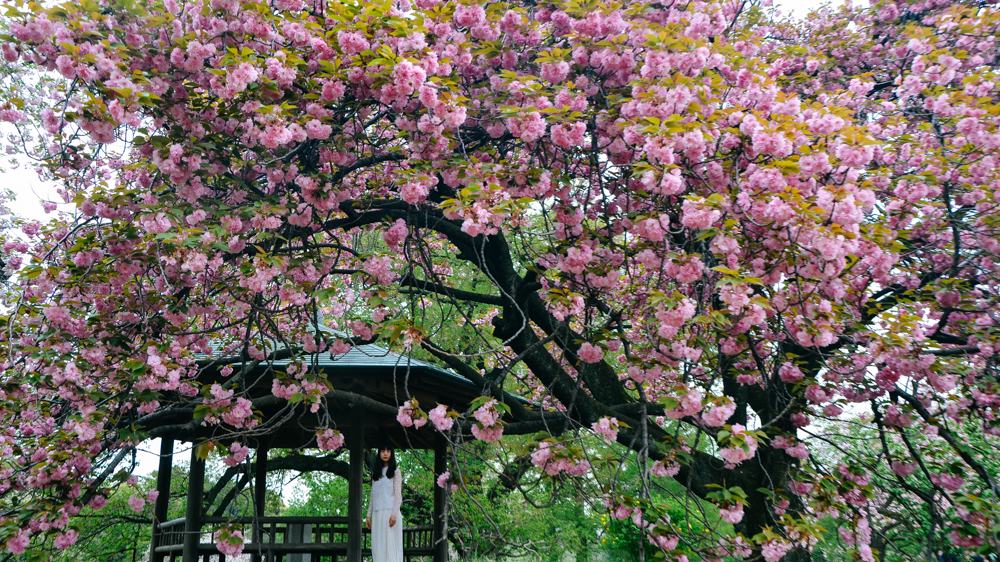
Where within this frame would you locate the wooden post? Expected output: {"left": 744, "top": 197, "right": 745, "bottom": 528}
{"left": 149, "top": 438, "right": 174, "bottom": 562}
{"left": 251, "top": 443, "right": 268, "bottom": 562}
{"left": 433, "top": 434, "right": 448, "bottom": 562}
{"left": 183, "top": 444, "right": 206, "bottom": 562}
{"left": 346, "top": 408, "right": 366, "bottom": 562}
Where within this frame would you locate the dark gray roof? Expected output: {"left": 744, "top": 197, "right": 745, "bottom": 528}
{"left": 199, "top": 322, "right": 476, "bottom": 388}
{"left": 269, "top": 340, "right": 475, "bottom": 387}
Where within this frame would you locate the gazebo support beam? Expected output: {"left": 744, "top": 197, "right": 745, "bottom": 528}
{"left": 251, "top": 443, "right": 268, "bottom": 562}
{"left": 433, "top": 434, "right": 449, "bottom": 562}
{"left": 182, "top": 445, "right": 206, "bottom": 562}
{"left": 347, "top": 407, "right": 367, "bottom": 562}
{"left": 149, "top": 438, "right": 173, "bottom": 562}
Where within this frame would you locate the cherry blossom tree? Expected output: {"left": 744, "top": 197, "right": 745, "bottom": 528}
{"left": 1, "top": 0, "right": 999, "bottom": 559}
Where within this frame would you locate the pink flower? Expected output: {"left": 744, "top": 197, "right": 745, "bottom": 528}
{"left": 786, "top": 443, "right": 810, "bottom": 459}
{"left": 948, "top": 530, "right": 983, "bottom": 548}
{"left": 591, "top": 417, "right": 619, "bottom": 444}
{"left": 719, "top": 503, "right": 744, "bottom": 524}
{"left": 612, "top": 504, "right": 632, "bottom": 520}
{"left": 383, "top": 219, "right": 408, "bottom": 248}
{"left": 823, "top": 404, "right": 843, "bottom": 417}
{"left": 778, "top": 363, "right": 804, "bottom": 383}
{"left": 473, "top": 399, "right": 501, "bottom": 426}
{"left": 531, "top": 442, "right": 552, "bottom": 467}
{"left": 43, "top": 306, "right": 72, "bottom": 326}
{"left": 680, "top": 198, "right": 721, "bottom": 230}
{"left": 702, "top": 400, "right": 735, "bottom": 427}
{"left": 400, "top": 178, "right": 435, "bottom": 204}
{"left": 559, "top": 245, "right": 594, "bottom": 274}
{"left": 930, "top": 472, "right": 964, "bottom": 491}
{"left": 128, "top": 494, "right": 146, "bottom": 513}
{"left": 223, "top": 442, "right": 250, "bottom": 467}
{"left": 337, "top": 30, "right": 369, "bottom": 56}
{"left": 330, "top": 339, "right": 352, "bottom": 355}
{"left": 89, "top": 495, "right": 108, "bottom": 510}
{"left": 454, "top": 4, "right": 486, "bottom": 27}
{"left": 664, "top": 387, "right": 703, "bottom": 419}
{"left": 392, "top": 60, "right": 426, "bottom": 97}
{"left": 891, "top": 461, "right": 916, "bottom": 477}
{"left": 436, "top": 471, "right": 458, "bottom": 491}
{"left": 507, "top": 111, "right": 546, "bottom": 143}
{"left": 835, "top": 143, "right": 874, "bottom": 168}
{"left": 214, "top": 62, "right": 259, "bottom": 98}
{"left": 429, "top": 404, "right": 453, "bottom": 431}
{"left": 305, "top": 119, "right": 332, "bottom": 140}
{"left": 321, "top": 80, "right": 346, "bottom": 101}
{"left": 650, "top": 460, "right": 680, "bottom": 477}
{"left": 472, "top": 398, "right": 503, "bottom": 441}
{"left": 649, "top": 533, "right": 679, "bottom": 550}
{"left": 719, "top": 424, "right": 758, "bottom": 467}
{"left": 363, "top": 256, "right": 398, "bottom": 285}
{"left": 317, "top": 429, "right": 345, "bottom": 451}
{"left": 214, "top": 529, "right": 245, "bottom": 557}
{"left": 761, "top": 539, "right": 792, "bottom": 562}
{"left": 396, "top": 399, "right": 426, "bottom": 428}
{"left": 807, "top": 113, "right": 845, "bottom": 136}
{"left": 577, "top": 342, "right": 603, "bottom": 364}
{"left": 53, "top": 529, "right": 78, "bottom": 549}
{"left": 540, "top": 61, "right": 570, "bottom": 84}
{"left": 805, "top": 385, "right": 831, "bottom": 403}
{"left": 6, "top": 531, "right": 29, "bottom": 554}
{"left": 751, "top": 131, "right": 793, "bottom": 157}
{"left": 652, "top": 169, "right": 685, "bottom": 195}
{"left": 471, "top": 424, "right": 503, "bottom": 442}
{"left": 550, "top": 122, "right": 587, "bottom": 148}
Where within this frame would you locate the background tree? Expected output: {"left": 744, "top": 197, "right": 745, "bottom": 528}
{"left": 0, "top": 0, "right": 999, "bottom": 559}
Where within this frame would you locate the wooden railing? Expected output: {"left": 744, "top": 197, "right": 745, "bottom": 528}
{"left": 153, "top": 516, "right": 435, "bottom": 561}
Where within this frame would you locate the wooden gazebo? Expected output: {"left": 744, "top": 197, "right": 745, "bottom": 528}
{"left": 145, "top": 337, "right": 484, "bottom": 562}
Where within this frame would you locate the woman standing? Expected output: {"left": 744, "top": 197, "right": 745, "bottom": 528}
{"left": 366, "top": 446, "right": 403, "bottom": 562}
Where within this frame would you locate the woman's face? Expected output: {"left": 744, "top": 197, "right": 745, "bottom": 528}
{"left": 380, "top": 449, "right": 392, "bottom": 462}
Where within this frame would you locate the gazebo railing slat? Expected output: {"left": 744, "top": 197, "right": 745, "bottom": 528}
{"left": 153, "top": 518, "right": 435, "bottom": 560}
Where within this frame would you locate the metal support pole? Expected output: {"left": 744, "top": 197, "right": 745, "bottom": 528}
{"left": 346, "top": 408, "right": 366, "bottom": 562}
{"left": 182, "top": 444, "right": 206, "bottom": 562}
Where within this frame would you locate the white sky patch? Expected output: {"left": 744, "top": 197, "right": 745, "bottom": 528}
{"left": 3, "top": 164, "right": 64, "bottom": 222}
{"left": 776, "top": 0, "right": 839, "bottom": 17}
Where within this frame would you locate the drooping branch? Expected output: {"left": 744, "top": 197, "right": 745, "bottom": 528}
{"left": 891, "top": 385, "right": 999, "bottom": 494}
{"left": 208, "top": 453, "right": 351, "bottom": 516}
{"left": 399, "top": 274, "right": 504, "bottom": 306}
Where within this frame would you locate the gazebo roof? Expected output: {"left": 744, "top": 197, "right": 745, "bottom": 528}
{"left": 149, "top": 332, "right": 460, "bottom": 562}
{"left": 156, "top": 332, "right": 488, "bottom": 450}
{"left": 268, "top": 339, "right": 475, "bottom": 387}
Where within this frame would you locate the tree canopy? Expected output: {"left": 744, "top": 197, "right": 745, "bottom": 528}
{"left": 0, "top": 0, "right": 999, "bottom": 558}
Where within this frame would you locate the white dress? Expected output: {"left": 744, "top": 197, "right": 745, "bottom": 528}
{"left": 367, "top": 466, "right": 403, "bottom": 562}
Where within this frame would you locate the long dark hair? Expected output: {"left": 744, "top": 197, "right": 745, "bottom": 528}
{"left": 373, "top": 446, "right": 396, "bottom": 481}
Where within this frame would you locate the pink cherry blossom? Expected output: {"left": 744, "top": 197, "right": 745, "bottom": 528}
{"left": 396, "top": 399, "right": 426, "bottom": 429}
{"left": 317, "top": 429, "right": 345, "bottom": 451}
{"left": 429, "top": 404, "right": 453, "bottom": 431}
{"left": 591, "top": 417, "right": 619, "bottom": 444}
{"left": 214, "top": 529, "right": 245, "bottom": 557}
{"left": 577, "top": 342, "right": 603, "bottom": 364}
{"left": 6, "top": 531, "right": 29, "bottom": 554}
{"left": 702, "top": 400, "right": 735, "bottom": 427}
{"left": 127, "top": 494, "right": 146, "bottom": 513}
{"left": 719, "top": 503, "right": 743, "bottom": 524}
